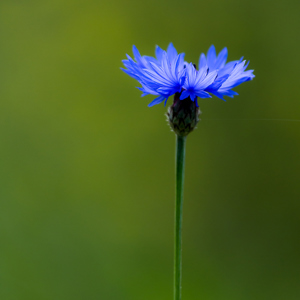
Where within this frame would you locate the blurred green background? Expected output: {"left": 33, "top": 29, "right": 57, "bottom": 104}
{"left": 0, "top": 0, "right": 299, "bottom": 299}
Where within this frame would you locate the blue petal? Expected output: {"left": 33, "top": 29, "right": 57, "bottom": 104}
{"left": 155, "top": 45, "right": 164, "bottom": 62}
{"left": 211, "top": 91, "right": 226, "bottom": 101}
{"left": 167, "top": 43, "right": 178, "bottom": 62}
{"left": 195, "top": 91, "right": 212, "bottom": 98}
{"left": 148, "top": 95, "right": 166, "bottom": 107}
{"left": 207, "top": 45, "right": 216, "bottom": 68}
{"left": 229, "top": 76, "right": 252, "bottom": 88}
{"left": 164, "top": 97, "right": 169, "bottom": 106}
{"left": 214, "top": 47, "right": 228, "bottom": 69}
{"left": 198, "top": 53, "right": 207, "bottom": 70}
{"left": 180, "top": 90, "right": 190, "bottom": 100}
{"left": 132, "top": 45, "right": 146, "bottom": 67}
{"left": 206, "top": 74, "right": 230, "bottom": 92}
{"left": 190, "top": 94, "right": 196, "bottom": 101}
{"left": 218, "top": 60, "right": 238, "bottom": 77}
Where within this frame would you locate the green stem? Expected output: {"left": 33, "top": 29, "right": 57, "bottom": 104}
{"left": 174, "top": 135, "right": 186, "bottom": 300}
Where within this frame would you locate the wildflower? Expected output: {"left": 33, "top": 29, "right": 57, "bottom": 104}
{"left": 121, "top": 44, "right": 256, "bottom": 300}
{"left": 122, "top": 43, "right": 254, "bottom": 135}
{"left": 122, "top": 43, "right": 254, "bottom": 107}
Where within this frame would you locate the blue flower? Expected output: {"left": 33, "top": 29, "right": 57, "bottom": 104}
{"left": 122, "top": 44, "right": 254, "bottom": 106}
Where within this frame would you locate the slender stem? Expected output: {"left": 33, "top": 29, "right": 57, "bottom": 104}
{"left": 174, "top": 135, "right": 186, "bottom": 300}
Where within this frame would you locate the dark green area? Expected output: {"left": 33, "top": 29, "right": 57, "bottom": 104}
{"left": 0, "top": 0, "right": 299, "bottom": 299}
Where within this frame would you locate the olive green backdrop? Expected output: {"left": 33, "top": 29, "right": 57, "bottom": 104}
{"left": 0, "top": 0, "right": 299, "bottom": 299}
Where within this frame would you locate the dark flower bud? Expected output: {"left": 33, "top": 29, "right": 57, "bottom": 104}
{"left": 167, "top": 92, "right": 201, "bottom": 136}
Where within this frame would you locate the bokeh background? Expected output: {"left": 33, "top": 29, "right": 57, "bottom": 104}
{"left": 0, "top": 0, "right": 299, "bottom": 299}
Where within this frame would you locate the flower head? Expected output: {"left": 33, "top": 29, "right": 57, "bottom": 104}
{"left": 122, "top": 43, "right": 254, "bottom": 107}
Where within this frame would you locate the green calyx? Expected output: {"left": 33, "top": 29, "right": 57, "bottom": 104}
{"left": 167, "top": 93, "right": 200, "bottom": 137}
